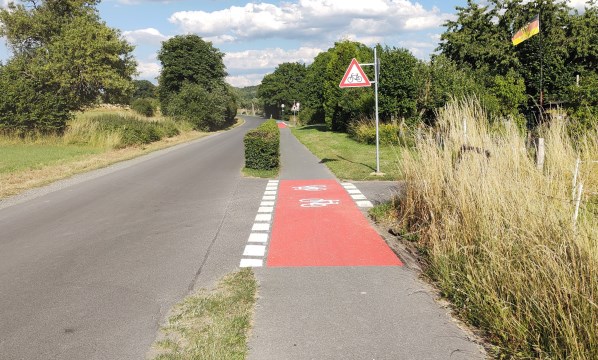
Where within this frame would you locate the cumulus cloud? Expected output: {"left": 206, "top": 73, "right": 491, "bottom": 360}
{"left": 169, "top": 0, "right": 451, "bottom": 42}
{"left": 123, "top": 28, "right": 169, "bottom": 45}
{"left": 569, "top": 0, "right": 591, "bottom": 10}
{"left": 224, "top": 47, "right": 322, "bottom": 71}
{"left": 136, "top": 61, "right": 161, "bottom": 80}
{"left": 226, "top": 73, "right": 268, "bottom": 87}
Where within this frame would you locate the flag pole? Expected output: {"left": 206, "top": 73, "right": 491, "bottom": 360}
{"left": 539, "top": 9, "right": 544, "bottom": 120}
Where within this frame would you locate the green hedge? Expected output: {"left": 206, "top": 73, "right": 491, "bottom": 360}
{"left": 244, "top": 119, "right": 280, "bottom": 170}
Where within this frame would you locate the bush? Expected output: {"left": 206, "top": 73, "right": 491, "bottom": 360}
{"left": 166, "top": 83, "right": 236, "bottom": 131}
{"left": 65, "top": 114, "right": 180, "bottom": 148}
{"left": 244, "top": 119, "right": 279, "bottom": 170}
{"left": 130, "top": 98, "right": 157, "bottom": 117}
{"left": 348, "top": 118, "right": 415, "bottom": 147}
{"left": 0, "top": 59, "right": 72, "bottom": 135}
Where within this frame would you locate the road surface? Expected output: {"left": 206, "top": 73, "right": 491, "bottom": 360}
{"left": 0, "top": 116, "right": 265, "bottom": 359}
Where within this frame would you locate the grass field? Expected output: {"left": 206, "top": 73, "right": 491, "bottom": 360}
{"left": 0, "top": 143, "right": 102, "bottom": 174}
{"left": 0, "top": 107, "right": 211, "bottom": 199}
{"left": 291, "top": 124, "right": 403, "bottom": 180}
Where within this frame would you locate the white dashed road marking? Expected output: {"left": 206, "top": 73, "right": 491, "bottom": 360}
{"left": 342, "top": 183, "right": 374, "bottom": 208}
{"left": 240, "top": 179, "right": 279, "bottom": 268}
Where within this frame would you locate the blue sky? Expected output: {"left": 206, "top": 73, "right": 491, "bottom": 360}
{"left": 0, "top": 0, "right": 589, "bottom": 87}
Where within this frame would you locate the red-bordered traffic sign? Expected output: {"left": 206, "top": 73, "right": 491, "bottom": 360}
{"left": 339, "top": 58, "right": 371, "bottom": 88}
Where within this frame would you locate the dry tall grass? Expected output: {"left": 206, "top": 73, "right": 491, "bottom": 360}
{"left": 397, "top": 99, "right": 597, "bottom": 358}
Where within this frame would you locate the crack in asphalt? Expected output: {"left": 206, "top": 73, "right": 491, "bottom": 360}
{"left": 186, "top": 176, "right": 242, "bottom": 292}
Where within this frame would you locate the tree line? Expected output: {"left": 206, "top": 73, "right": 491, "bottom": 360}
{"left": 258, "top": 0, "right": 598, "bottom": 135}
{"left": 0, "top": 0, "right": 236, "bottom": 135}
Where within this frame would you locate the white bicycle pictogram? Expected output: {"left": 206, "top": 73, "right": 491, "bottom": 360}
{"left": 299, "top": 198, "right": 340, "bottom": 208}
{"left": 292, "top": 185, "right": 327, "bottom": 192}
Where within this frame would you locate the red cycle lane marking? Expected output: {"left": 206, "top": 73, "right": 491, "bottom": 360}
{"left": 267, "top": 179, "right": 402, "bottom": 267}
{"left": 277, "top": 122, "right": 287, "bottom": 128}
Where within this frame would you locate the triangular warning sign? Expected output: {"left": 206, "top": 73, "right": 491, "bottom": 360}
{"left": 339, "top": 58, "right": 371, "bottom": 88}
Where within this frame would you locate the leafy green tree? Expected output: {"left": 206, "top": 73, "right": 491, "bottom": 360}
{"left": 257, "top": 62, "right": 306, "bottom": 119}
{"left": 439, "top": 0, "right": 517, "bottom": 76}
{"left": 158, "top": 35, "right": 227, "bottom": 113}
{"left": 299, "top": 51, "right": 331, "bottom": 124}
{"left": 0, "top": 58, "right": 71, "bottom": 133}
{"left": 322, "top": 40, "right": 374, "bottom": 131}
{"left": 378, "top": 45, "right": 421, "bottom": 122}
{"left": 0, "top": 0, "right": 136, "bottom": 133}
{"left": 132, "top": 80, "right": 157, "bottom": 99}
{"left": 438, "top": 0, "right": 598, "bottom": 125}
{"left": 0, "top": 0, "right": 135, "bottom": 109}
{"left": 167, "top": 82, "right": 236, "bottom": 131}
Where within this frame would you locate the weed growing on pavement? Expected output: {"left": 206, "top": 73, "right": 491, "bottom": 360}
{"left": 151, "top": 269, "right": 258, "bottom": 360}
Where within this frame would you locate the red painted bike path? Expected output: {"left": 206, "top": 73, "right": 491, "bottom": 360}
{"left": 266, "top": 179, "right": 402, "bottom": 267}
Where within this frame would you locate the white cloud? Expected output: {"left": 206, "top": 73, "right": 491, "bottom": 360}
{"left": 224, "top": 47, "right": 322, "bottom": 71}
{"left": 136, "top": 61, "right": 161, "bottom": 80}
{"left": 205, "top": 34, "right": 236, "bottom": 44}
{"left": 123, "top": 28, "right": 169, "bottom": 45}
{"left": 569, "top": 0, "right": 590, "bottom": 10}
{"left": 226, "top": 73, "right": 267, "bottom": 87}
{"left": 169, "top": 0, "right": 452, "bottom": 42}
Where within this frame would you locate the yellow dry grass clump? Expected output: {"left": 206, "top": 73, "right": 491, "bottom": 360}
{"left": 397, "top": 99, "right": 597, "bottom": 359}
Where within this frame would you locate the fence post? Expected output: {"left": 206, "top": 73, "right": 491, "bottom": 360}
{"left": 573, "top": 182, "right": 584, "bottom": 231}
{"left": 536, "top": 137, "right": 545, "bottom": 170}
{"left": 572, "top": 157, "right": 581, "bottom": 201}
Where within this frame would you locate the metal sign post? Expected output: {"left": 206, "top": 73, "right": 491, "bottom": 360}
{"left": 341, "top": 48, "right": 382, "bottom": 175}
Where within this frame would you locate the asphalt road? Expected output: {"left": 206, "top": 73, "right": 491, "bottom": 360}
{"left": 0, "top": 116, "right": 265, "bottom": 360}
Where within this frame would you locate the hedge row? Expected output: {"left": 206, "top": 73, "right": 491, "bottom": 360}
{"left": 244, "top": 119, "right": 280, "bottom": 170}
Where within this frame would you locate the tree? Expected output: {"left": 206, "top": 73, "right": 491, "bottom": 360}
{"left": 158, "top": 35, "right": 227, "bottom": 113}
{"left": 132, "top": 80, "right": 157, "bottom": 99}
{"left": 299, "top": 51, "right": 331, "bottom": 124}
{"left": 322, "top": 40, "right": 374, "bottom": 131}
{"left": 0, "top": 0, "right": 136, "bottom": 133}
{"left": 167, "top": 82, "right": 236, "bottom": 131}
{"left": 438, "top": 0, "right": 598, "bottom": 124}
{"left": 378, "top": 46, "right": 421, "bottom": 122}
{"left": 257, "top": 62, "right": 306, "bottom": 119}
{"left": 0, "top": 0, "right": 135, "bottom": 109}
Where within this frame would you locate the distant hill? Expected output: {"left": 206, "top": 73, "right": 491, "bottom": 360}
{"left": 234, "top": 85, "right": 262, "bottom": 115}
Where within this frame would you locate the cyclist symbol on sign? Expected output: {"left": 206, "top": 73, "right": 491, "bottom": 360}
{"left": 300, "top": 199, "right": 340, "bottom": 208}
{"left": 292, "top": 185, "right": 327, "bottom": 192}
{"left": 347, "top": 73, "right": 362, "bottom": 83}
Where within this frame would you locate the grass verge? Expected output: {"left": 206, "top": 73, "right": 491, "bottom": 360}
{"left": 291, "top": 124, "right": 402, "bottom": 180}
{"left": 151, "top": 268, "right": 258, "bottom": 360}
{"left": 0, "top": 110, "right": 245, "bottom": 199}
{"left": 242, "top": 167, "right": 279, "bottom": 179}
{"left": 0, "top": 130, "right": 208, "bottom": 199}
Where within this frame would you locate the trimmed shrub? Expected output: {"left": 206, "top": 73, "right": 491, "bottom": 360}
{"left": 244, "top": 119, "right": 280, "bottom": 170}
{"left": 130, "top": 98, "right": 157, "bottom": 117}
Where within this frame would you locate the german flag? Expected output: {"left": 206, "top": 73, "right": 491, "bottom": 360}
{"left": 512, "top": 15, "right": 540, "bottom": 46}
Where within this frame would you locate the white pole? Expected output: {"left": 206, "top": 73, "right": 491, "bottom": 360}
{"left": 573, "top": 182, "right": 583, "bottom": 231}
{"left": 536, "top": 138, "right": 545, "bottom": 170}
{"left": 572, "top": 157, "right": 581, "bottom": 201}
{"left": 374, "top": 47, "right": 380, "bottom": 174}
